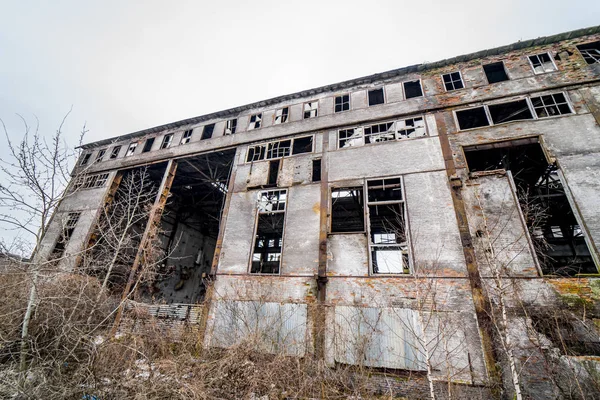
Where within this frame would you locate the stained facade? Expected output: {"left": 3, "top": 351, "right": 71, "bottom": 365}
{"left": 38, "top": 26, "right": 600, "bottom": 397}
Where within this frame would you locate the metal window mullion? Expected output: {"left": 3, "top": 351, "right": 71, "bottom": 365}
{"left": 483, "top": 105, "right": 493, "bottom": 126}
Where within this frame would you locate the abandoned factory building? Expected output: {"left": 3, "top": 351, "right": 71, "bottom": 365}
{"left": 38, "top": 26, "right": 600, "bottom": 396}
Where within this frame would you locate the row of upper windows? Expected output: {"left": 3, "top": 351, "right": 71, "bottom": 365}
{"left": 79, "top": 40, "right": 600, "bottom": 167}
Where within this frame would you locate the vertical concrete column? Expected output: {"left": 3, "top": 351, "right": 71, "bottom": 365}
{"left": 314, "top": 139, "right": 329, "bottom": 359}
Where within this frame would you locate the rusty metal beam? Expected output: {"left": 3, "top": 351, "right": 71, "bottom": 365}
{"left": 110, "top": 160, "right": 178, "bottom": 336}
{"left": 315, "top": 141, "right": 329, "bottom": 360}
{"left": 435, "top": 112, "right": 501, "bottom": 391}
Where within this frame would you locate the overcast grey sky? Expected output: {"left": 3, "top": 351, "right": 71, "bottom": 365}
{"left": 1, "top": 0, "right": 599, "bottom": 249}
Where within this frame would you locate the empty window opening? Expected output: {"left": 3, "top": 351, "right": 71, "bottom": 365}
{"left": 142, "top": 138, "right": 155, "bottom": 153}
{"left": 80, "top": 153, "right": 91, "bottom": 166}
{"left": 464, "top": 141, "right": 596, "bottom": 276}
{"left": 396, "top": 117, "right": 426, "bottom": 139}
{"left": 403, "top": 80, "right": 423, "bottom": 99}
{"left": 50, "top": 212, "right": 81, "bottom": 260}
{"left": 252, "top": 190, "right": 287, "bottom": 274}
{"left": 160, "top": 134, "right": 173, "bottom": 149}
{"left": 331, "top": 187, "right": 364, "bottom": 233}
{"left": 365, "top": 122, "right": 395, "bottom": 144}
{"left": 488, "top": 99, "right": 533, "bottom": 124}
{"left": 274, "top": 107, "right": 289, "bottom": 124}
{"left": 292, "top": 136, "right": 313, "bottom": 154}
{"left": 531, "top": 93, "right": 572, "bottom": 118}
{"left": 368, "top": 88, "right": 385, "bottom": 106}
{"left": 456, "top": 107, "right": 490, "bottom": 130}
{"left": 577, "top": 41, "right": 600, "bottom": 64}
{"left": 126, "top": 142, "right": 138, "bottom": 157}
{"left": 528, "top": 53, "right": 556, "bottom": 74}
{"left": 483, "top": 62, "right": 509, "bottom": 84}
{"left": 304, "top": 101, "right": 318, "bottom": 119}
{"left": 268, "top": 159, "right": 280, "bottom": 186}
{"left": 201, "top": 124, "right": 215, "bottom": 140}
{"left": 110, "top": 146, "right": 121, "bottom": 159}
{"left": 367, "top": 177, "right": 409, "bottom": 274}
{"left": 94, "top": 149, "right": 105, "bottom": 163}
{"left": 249, "top": 114, "right": 262, "bottom": 130}
{"left": 335, "top": 94, "right": 350, "bottom": 112}
{"left": 442, "top": 72, "right": 464, "bottom": 91}
{"left": 225, "top": 119, "right": 237, "bottom": 135}
{"left": 312, "top": 159, "right": 321, "bottom": 182}
{"left": 180, "top": 129, "right": 193, "bottom": 144}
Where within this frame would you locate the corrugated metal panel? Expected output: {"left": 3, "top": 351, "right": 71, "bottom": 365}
{"left": 125, "top": 301, "right": 203, "bottom": 323}
{"left": 210, "top": 300, "right": 308, "bottom": 357}
{"left": 334, "top": 306, "right": 425, "bottom": 370}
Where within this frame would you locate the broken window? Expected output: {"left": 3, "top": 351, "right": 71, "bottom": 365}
{"left": 303, "top": 101, "right": 318, "bottom": 119}
{"left": 252, "top": 190, "right": 287, "bottom": 274}
{"left": 80, "top": 153, "right": 91, "bottom": 166}
{"left": 248, "top": 114, "right": 262, "bottom": 130}
{"left": 483, "top": 62, "right": 509, "bottom": 84}
{"left": 73, "top": 173, "right": 110, "bottom": 191}
{"left": 201, "top": 124, "right": 215, "bottom": 140}
{"left": 274, "top": 107, "right": 289, "bottom": 124}
{"left": 267, "top": 140, "right": 291, "bottom": 159}
{"left": 268, "top": 160, "right": 280, "bottom": 186}
{"left": 50, "top": 212, "right": 81, "bottom": 260}
{"left": 442, "top": 72, "right": 464, "bottom": 91}
{"left": 160, "top": 134, "right": 173, "bottom": 149}
{"left": 225, "top": 119, "right": 237, "bottom": 135}
{"left": 531, "top": 93, "right": 573, "bottom": 118}
{"left": 456, "top": 107, "right": 490, "bottom": 130}
{"left": 528, "top": 53, "right": 556, "bottom": 74}
{"left": 368, "top": 88, "right": 385, "bottom": 106}
{"left": 125, "top": 142, "right": 138, "bottom": 157}
{"left": 464, "top": 140, "right": 597, "bottom": 276}
{"left": 577, "top": 41, "right": 600, "bottom": 64}
{"left": 338, "top": 128, "right": 364, "bottom": 148}
{"left": 403, "top": 80, "right": 423, "bottom": 99}
{"left": 142, "top": 138, "right": 154, "bottom": 153}
{"left": 95, "top": 149, "right": 106, "bottom": 163}
{"left": 367, "top": 178, "right": 409, "bottom": 274}
{"left": 488, "top": 99, "right": 534, "bottom": 124}
{"left": 247, "top": 145, "right": 266, "bottom": 162}
{"left": 396, "top": 117, "right": 426, "bottom": 139}
{"left": 335, "top": 94, "right": 350, "bottom": 112}
{"left": 331, "top": 187, "right": 364, "bottom": 233}
{"left": 110, "top": 146, "right": 121, "bottom": 159}
{"left": 364, "top": 122, "right": 395, "bottom": 144}
{"left": 312, "top": 159, "right": 321, "bottom": 182}
{"left": 292, "top": 136, "right": 313, "bottom": 154}
{"left": 180, "top": 129, "right": 193, "bottom": 144}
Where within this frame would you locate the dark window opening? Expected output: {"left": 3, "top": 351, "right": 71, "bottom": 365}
{"left": 331, "top": 187, "right": 364, "bottom": 233}
{"left": 404, "top": 80, "right": 423, "bottom": 99}
{"left": 80, "top": 153, "right": 91, "bottom": 166}
{"left": 225, "top": 119, "right": 237, "bottom": 135}
{"left": 367, "top": 178, "right": 402, "bottom": 202}
{"left": 96, "top": 149, "right": 106, "bottom": 163}
{"left": 464, "top": 141, "right": 596, "bottom": 276}
{"left": 488, "top": 100, "right": 533, "bottom": 124}
{"left": 456, "top": 107, "right": 490, "bottom": 130}
{"left": 576, "top": 41, "right": 600, "bottom": 65}
{"left": 251, "top": 213, "right": 284, "bottom": 274}
{"left": 368, "top": 88, "right": 385, "bottom": 106}
{"left": 483, "top": 62, "right": 509, "bottom": 84}
{"left": 110, "top": 146, "right": 121, "bottom": 159}
{"left": 312, "top": 159, "right": 321, "bottom": 182}
{"left": 50, "top": 212, "right": 81, "bottom": 260}
{"left": 335, "top": 94, "right": 350, "bottom": 112}
{"left": 442, "top": 72, "right": 464, "bottom": 91}
{"left": 304, "top": 102, "right": 318, "bottom": 119}
{"left": 268, "top": 159, "right": 280, "bottom": 186}
{"left": 142, "top": 138, "right": 155, "bottom": 153}
{"left": 529, "top": 53, "right": 556, "bottom": 74}
{"left": 292, "top": 136, "right": 313, "bottom": 155}
{"left": 201, "top": 124, "right": 215, "bottom": 140}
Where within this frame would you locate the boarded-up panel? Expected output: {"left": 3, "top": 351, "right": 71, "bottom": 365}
{"left": 210, "top": 300, "right": 308, "bottom": 356}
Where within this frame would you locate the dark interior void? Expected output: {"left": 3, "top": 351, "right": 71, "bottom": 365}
{"left": 464, "top": 140, "right": 596, "bottom": 275}
{"left": 483, "top": 62, "right": 509, "bottom": 84}
{"left": 404, "top": 80, "right": 423, "bottom": 99}
{"left": 331, "top": 187, "right": 365, "bottom": 233}
{"left": 251, "top": 213, "right": 284, "bottom": 274}
{"left": 85, "top": 162, "right": 166, "bottom": 291}
{"left": 488, "top": 100, "right": 533, "bottom": 124}
{"left": 456, "top": 107, "right": 490, "bottom": 130}
{"left": 368, "top": 88, "right": 385, "bottom": 106}
{"left": 141, "top": 150, "right": 235, "bottom": 304}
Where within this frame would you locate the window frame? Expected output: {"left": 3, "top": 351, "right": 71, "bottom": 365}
{"left": 245, "top": 134, "right": 315, "bottom": 163}
{"left": 367, "top": 88, "right": 386, "bottom": 107}
{"left": 336, "top": 116, "right": 427, "bottom": 149}
{"left": 334, "top": 93, "right": 351, "bottom": 113}
{"left": 482, "top": 61, "right": 510, "bottom": 84}
{"left": 248, "top": 113, "right": 262, "bottom": 130}
{"left": 95, "top": 149, "right": 106, "bottom": 163}
{"left": 441, "top": 71, "right": 465, "bottom": 92}
{"left": 454, "top": 91, "right": 574, "bottom": 131}
{"left": 180, "top": 129, "right": 193, "bottom": 144}
{"left": 224, "top": 119, "right": 237, "bottom": 135}
{"left": 80, "top": 153, "right": 91, "bottom": 166}
{"left": 527, "top": 52, "right": 557, "bottom": 75}
{"left": 576, "top": 41, "right": 600, "bottom": 65}
{"left": 274, "top": 107, "right": 289, "bottom": 125}
{"left": 160, "top": 134, "right": 173, "bottom": 149}
{"left": 249, "top": 189, "right": 288, "bottom": 275}
{"left": 303, "top": 100, "right": 319, "bottom": 119}
{"left": 403, "top": 79, "right": 424, "bottom": 99}
{"left": 110, "top": 145, "right": 121, "bottom": 159}
{"left": 125, "top": 142, "right": 138, "bottom": 157}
